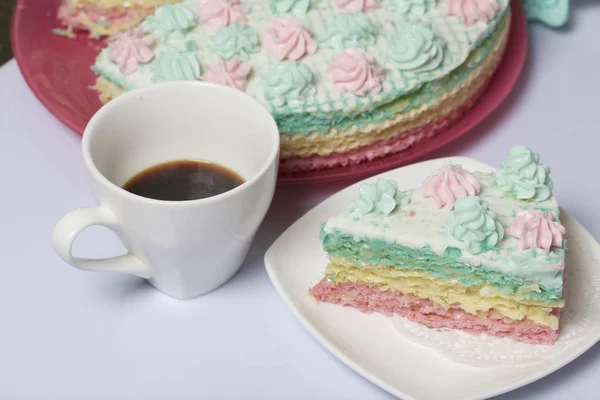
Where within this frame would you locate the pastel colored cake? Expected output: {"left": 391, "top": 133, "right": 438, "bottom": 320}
{"left": 90, "top": 0, "right": 513, "bottom": 172}
{"left": 57, "top": 0, "right": 181, "bottom": 38}
{"left": 310, "top": 146, "right": 566, "bottom": 344}
{"left": 89, "top": 0, "right": 570, "bottom": 173}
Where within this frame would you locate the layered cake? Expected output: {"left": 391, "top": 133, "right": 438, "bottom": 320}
{"left": 57, "top": 0, "right": 181, "bottom": 38}
{"left": 90, "top": 0, "right": 512, "bottom": 172}
{"left": 310, "top": 146, "right": 566, "bottom": 344}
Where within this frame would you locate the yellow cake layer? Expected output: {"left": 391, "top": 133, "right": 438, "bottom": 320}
{"left": 279, "top": 11, "right": 510, "bottom": 159}
{"left": 327, "top": 257, "right": 560, "bottom": 329}
{"left": 96, "top": 76, "right": 124, "bottom": 104}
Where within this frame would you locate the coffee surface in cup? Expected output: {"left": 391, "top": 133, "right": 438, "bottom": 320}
{"left": 123, "top": 160, "right": 244, "bottom": 201}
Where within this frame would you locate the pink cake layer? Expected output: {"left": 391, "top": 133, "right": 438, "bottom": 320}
{"left": 310, "top": 279, "right": 559, "bottom": 345}
{"left": 57, "top": 3, "right": 153, "bottom": 32}
{"left": 279, "top": 79, "right": 491, "bottom": 173}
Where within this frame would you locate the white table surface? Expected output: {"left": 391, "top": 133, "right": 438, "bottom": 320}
{"left": 1, "top": 5, "right": 600, "bottom": 398}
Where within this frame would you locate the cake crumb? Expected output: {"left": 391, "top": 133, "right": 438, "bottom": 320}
{"left": 52, "top": 27, "right": 75, "bottom": 39}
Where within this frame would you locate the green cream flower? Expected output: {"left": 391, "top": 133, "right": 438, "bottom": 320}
{"left": 319, "top": 13, "right": 377, "bottom": 52}
{"left": 144, "top": 4, "right": 196, "bottom": 41}
{"left": 263, "top": 62, "right": 316, "bottom": 108}
{"left": 150, "top": 51, "right": 201, "bottom": 82}
{"left": 523, "top": 0, "right": 569, "bottom": 27}
{"left": 271, "top": 0, "right": 311, "bottom": 14}
{"left": 346, "top": 180, "right": 411, "bottom": 217}
{"left": 447, "top": 196, "right": 504, "bottom": 254}
{"left": 389, "top": 21, "right": 445, "bottom": 72}
{"left": 211, "top": 24, "right": 260, "bottom": 62}
{"left": 386, "top": 0, "right": 435, "bottom": 16}
{"left": 494, "top": 146, "right": 553, "bottom": 202}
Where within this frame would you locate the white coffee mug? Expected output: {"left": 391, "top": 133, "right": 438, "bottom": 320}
{"left": 52, "top": 81, "right": 280, "bottom": 299}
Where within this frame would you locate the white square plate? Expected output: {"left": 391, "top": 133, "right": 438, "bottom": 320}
{"left": 265, "top": 157, "right": 600, "bottom": 400}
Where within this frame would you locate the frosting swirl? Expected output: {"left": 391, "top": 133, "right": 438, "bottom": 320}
{"left": 319, "top": 13, "right": 377, "bottom": 52}
{"left": 263, "top": 62, "right": 316, "bottom": 107}
{"left": 422, "top": 164, "right": 480, "bottom": 210}
{"left": 447, "top": 196, "right": 504, "bottom": 254}
{"left": 444, "top": 0, "right": 500, "bottom": 26}
{"left": 201, "top": 56, "right": 251, "bottom": 90}
{"left": 263, "top": 17, "right": 317, "bottom": 61}
{"left": 387, "top": 0, "right": 435, "bottom": 16}
{"left": 389, "top": 21, "right": 444, "bottom": 72}
{"left": 334, "top": 0, "right": 379, "bottom": 13}
{"left": 109, "top": 28, "right": 154, "bottom": 76}
{"left": 211, "top": 23, "right": 260, "bottom": 61}
{"left": 270, "top": 0, "right": 312, "bottom": 14}
{"left": 144, "top": 4, "right": 196, "bottom": 41}
{"left": 197, "top": 0, "right": 249, "bottom": 31}
{"left": 327, "top": 49, "right": 385, "bottom": 96}
{"left": 150, "top": 51, "right": 201, "bottom": 82}
{"left": 509, "top": 210, "right": 566, "bottom": 251}
{"left": 493, "top": 146, "right": 553, "bottom": 201}
{"left": 346, "top": 180, "right": 410, "bottom": 217}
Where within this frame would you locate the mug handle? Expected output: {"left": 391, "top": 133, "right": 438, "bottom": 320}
{"left": 52, "top": 207, "right": 153, "bottom": 279}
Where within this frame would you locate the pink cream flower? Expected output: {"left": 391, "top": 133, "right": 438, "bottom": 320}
{"left": 444, "top": 0, "right": 499, "bottom": 25}
{"left": 198, "top": 0, "right": 249, "bottom": 31}
{"left": 334, "top": 0, "right": 380, "bottom": 13}
{"left": 327, "top": 49, "right": 385, "bottom": 96}
{"left": 201, "top": 56, "right": 252, "bottom": 90}
{"left": 109, "top": 28, "right": 154, "bottom": 75}
{"left": 263, "top": 17, "right": 317, "bottom": 61}
{"left": 509, "top": 210, "right": 566, "bottom": 251}
{"left": 422, "top": 164, "right": 480, "bottom": 210}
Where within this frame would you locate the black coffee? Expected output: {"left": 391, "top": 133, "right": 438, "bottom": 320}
{"left": 123, "top": 160, "right": 245, "bottom": 201}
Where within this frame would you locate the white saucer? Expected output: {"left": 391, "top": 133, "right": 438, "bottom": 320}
{"left": 265, "top": 157, "right": 600, "bottom": 400}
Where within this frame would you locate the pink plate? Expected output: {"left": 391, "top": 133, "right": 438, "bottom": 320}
{"left": 12, "top": 0, "right": 105, "bottom": 135}
{"left": 12, "top": 0, "right": 527, "bottom": 185}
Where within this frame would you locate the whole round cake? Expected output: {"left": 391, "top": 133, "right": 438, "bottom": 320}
{"left": 91, "top": 0, "right": 511, "bottom": 172}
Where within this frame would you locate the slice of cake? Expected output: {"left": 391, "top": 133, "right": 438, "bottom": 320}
{"left": 90, "top": 0, "right": 512, "bottom": 172}
{"left": 310, "top": 146, "right": 566, "bottom": 344}
{"left": 57, "top": 0, "right": 181, "bottom": 38}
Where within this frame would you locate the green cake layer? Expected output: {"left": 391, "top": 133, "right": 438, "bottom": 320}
{"left": 320, "top": 226, "right": 564, "bottom": 304}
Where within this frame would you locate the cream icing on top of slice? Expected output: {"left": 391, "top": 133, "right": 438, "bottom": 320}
{"left": 324, "top": 172, "right": 565, "bottom": 289}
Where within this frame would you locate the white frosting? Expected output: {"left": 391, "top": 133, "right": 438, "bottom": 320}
{"left": 324, "top": 173, "right": 563, "bottom": 277}
{"left": 93, "top": 0, "right": 509, "bottom": 114}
